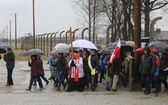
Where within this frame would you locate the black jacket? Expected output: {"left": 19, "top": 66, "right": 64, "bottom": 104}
{"left": 140, "top": 53, "right": 155, "bottom": 75}
{"left": 83, "top": 57, "right": 90, "bottom": 73}
{"left": 107, "top": 58, "right": 122, "bottom": 77}
{"left": 159, "top": 57, "right": 168, "bottom": 80}
{"left": 88, "top": 54, "right": 100, "bottom": 72}
{"left": 4, "top": 51, "right": 15, "bottom": 69}
{"left": 56, "top": 57, "right": 68, "bottom": 71}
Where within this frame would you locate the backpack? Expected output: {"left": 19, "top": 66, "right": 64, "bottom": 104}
{"left": 155, "top": 55, "right": 160, "bottom": 66}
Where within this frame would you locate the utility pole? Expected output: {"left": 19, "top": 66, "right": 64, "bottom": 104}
{"left": 32, "top": 0, "right": 35, "bottom": 49}
{"left": 9, "top": 20, "right": 11, "bottom": 45}
{"left": 6, "top": 25, "right": 8, "bottom": 44}
{"left": 132, "top": 0, "right": 141, "bottom": 91}
{"left": 88, "top": 0, "right": 91, "bottom": 41}
{"left": 14, "top": 13, "right": 17, "bottom": 50}
{"left": 93, "top": 0, "right": 96, "bottom": 43}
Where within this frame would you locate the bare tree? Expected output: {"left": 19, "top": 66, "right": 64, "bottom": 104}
{"left": 142, "top": 0, "right": 168, "bottom": 37}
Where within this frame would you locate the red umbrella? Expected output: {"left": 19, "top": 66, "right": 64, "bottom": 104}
{"left": 136, "top": 48, "right": 144, "bottom": 55}
{"left": 135, "top": 48, "right": 158, "bottom": 55}
{"left": 150, "top": 48, "right": 158, "bottom": 55}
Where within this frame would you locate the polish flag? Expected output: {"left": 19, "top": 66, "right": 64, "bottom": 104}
{"left": 110, "top": 39, "right": 121, "bottom": 63}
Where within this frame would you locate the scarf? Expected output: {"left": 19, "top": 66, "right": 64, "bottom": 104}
{"left": 71, "top": 56, "right": 80, "bottom": 82}
{"left": 88, "top": 55, "right": 95, "bottom": 75}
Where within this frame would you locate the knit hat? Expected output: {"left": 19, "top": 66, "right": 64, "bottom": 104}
{"left": 73, "top": 50, "right": 78, "bottom": 53}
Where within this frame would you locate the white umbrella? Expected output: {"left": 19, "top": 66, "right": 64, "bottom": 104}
{"left": 72, "top": 39, "right": 98, "bottom": 50}
{"left": 50, "top": 49, "right": 69, "bottom": 55}
{"left": 54, "top": 43, "right": 70, "bottom": 50}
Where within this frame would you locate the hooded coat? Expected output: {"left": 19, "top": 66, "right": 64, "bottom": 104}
{"left": 140, "top": 47, "right": 155, "bottom": 75}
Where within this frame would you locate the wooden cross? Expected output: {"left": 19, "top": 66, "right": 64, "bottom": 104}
{"left": 69, "top": 27, "right": 74, "bottom": 54}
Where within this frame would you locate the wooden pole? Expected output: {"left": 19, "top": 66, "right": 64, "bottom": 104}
{"left": 69, "top": 27, "right": 74, "bottom": 54}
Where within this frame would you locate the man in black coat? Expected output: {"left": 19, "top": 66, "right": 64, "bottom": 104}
{"left": 158, "top": 53, "right": 168, "bottom": 92}
{"left": 88, "top": 49, "right": 100, "bottom": 91}
{"left": 4, "top": 48, "right": 15, "bottom": 86}
{"left": 140, "top": 46, "right": 155, "bottom": 95}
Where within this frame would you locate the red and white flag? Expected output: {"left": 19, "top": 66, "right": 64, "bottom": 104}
{"left": 110, "top": 39, "right": 121, "bottom": 63}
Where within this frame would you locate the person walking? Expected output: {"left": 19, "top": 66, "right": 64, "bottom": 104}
{"left": 33, "top": 55, "right": 49, "bottom": 85}
{"left": 83, "top": 52, "right": 90, "bottom": 89}
{"left": 56, "top": 53, "right": 67, "bottom": 91}
{"left": 66, "top": 50, "right": 84, "bottom": 92}
{"left": 99, "top": 54, "right": 107, "bottom": 83}
{"left": 88, "top": 49, "right": 100, "bottom": 91}
{"left": 26, "top": 55, "right": 43, "bottom": 91}
{"left": 140, "top": 46, "right": 155, "bottom": 95}
{"left": 50, "top": 54, "right": 58, "bottom": 87}
{"left": 4, "top": 48, "right": 15, "bottom": 86}
{"left": 158, "top": 53, "right": 168, "bottom": 92}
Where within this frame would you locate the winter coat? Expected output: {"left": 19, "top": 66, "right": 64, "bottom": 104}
{"left": 159, "top": 57, "right": 168, "bottom": 80}
{"left": 100, "top": 56, "right": 107, "bottom": 70}
{"left": 56, "top": 57, "right": 68, "bottom": 71}
{"left": 51, "top": 57, "right": 58, "bottom": 71}
{"left": 30, "top": 59, "right": 42, "bottom": 76}
{"left": 140, "top": 53, "right": 155, "bottom": 75}
{"left": 4, "top": 51, "right": 15, "bottom": 69}
{"left": 108, "top": 58, "right": 122, "bottom": 77}
{"left": 83, "top": 57, "right": 90, "bottom": 73}
{"left": 88, "top": 54, "right": 100, "bottom": 73}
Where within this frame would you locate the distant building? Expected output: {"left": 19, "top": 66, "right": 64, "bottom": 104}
{"left": 154, "top": 29, "right": 168, "bottom": 44}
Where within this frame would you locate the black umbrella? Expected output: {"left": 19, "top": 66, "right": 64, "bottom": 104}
{"left": 105, "top": 44, "right": 133, "bottom": 60}
{"left": 95, "top": 45, "right": 102, "bottom": 50}
{"left": 97, "top": 49, "right": 112, "bottom": 55}
{"left": 148, "top": 41, "right": 168, "bottom": 53}
{"left": 0, "top": 48, "right": 6, "bottom": 53}
{"left": 107, "top": 40, "right": 126, "bottom": 47}
{"left": 19, "top": 49, "right": 44, "bottom": 56}
{"left": 0, "top": 44, "right": 12, "bottom": 49}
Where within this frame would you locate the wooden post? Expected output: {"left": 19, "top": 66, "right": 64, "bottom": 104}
{"left": 69, "top": 27, "right": 74, "bottom": 54}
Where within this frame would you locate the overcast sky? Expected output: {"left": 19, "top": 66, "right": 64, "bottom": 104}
{"left": 0, "top": 0, "right": 168, "bottom": 39}
{"left": 0, "top": 0, "right": 81, "bottom": 39}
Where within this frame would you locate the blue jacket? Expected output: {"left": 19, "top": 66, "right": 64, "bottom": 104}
{"left": 47, "top": 56, "right": 52, "bottom": 64}
{"left": 101, "top": 57, "right": 107, "bottom": 70}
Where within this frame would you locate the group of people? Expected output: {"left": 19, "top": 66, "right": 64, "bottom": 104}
{"left": 1, "top": 46, "right": 168, "bottom": 95}
{"left": 47, "top": 48, "right": 100, "bottom": 92}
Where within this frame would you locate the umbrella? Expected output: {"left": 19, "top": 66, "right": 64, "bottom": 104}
{"left": 125, "top": 41, "right": 134, "bottom": 47}
{"left": 50, "top": 49, "right": 68, "bottom": 55}
{"left": 0, "top": 44, "right": 12, "bottom": 49}
{"left": 148, "top": 41, "right": 168, "bottom": 53}
{"left": 54, "top": 43, "right": 70, "bottom": 50}
{"left": 135, "top": 48, "right": 144, "bottom": 55}
{"left": 136, "top": 48, "right": 158, "bottom": 55}
{"left": 95, "top": 45, "right": 102, "bottom": 50}
{"left": 0, "top": 48, "right": 6, "bottom": 53}
{"left": 107, "top": 40, "right": 126, "bottom": 47}
{"left": 72, "top": 39, "right": 98, "bottom": 50}
{"left": 98, "top": 49, "right": 112, "bottom": 55}
{"left": 19, "top": 49, "right": 44, "bottom": 56}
